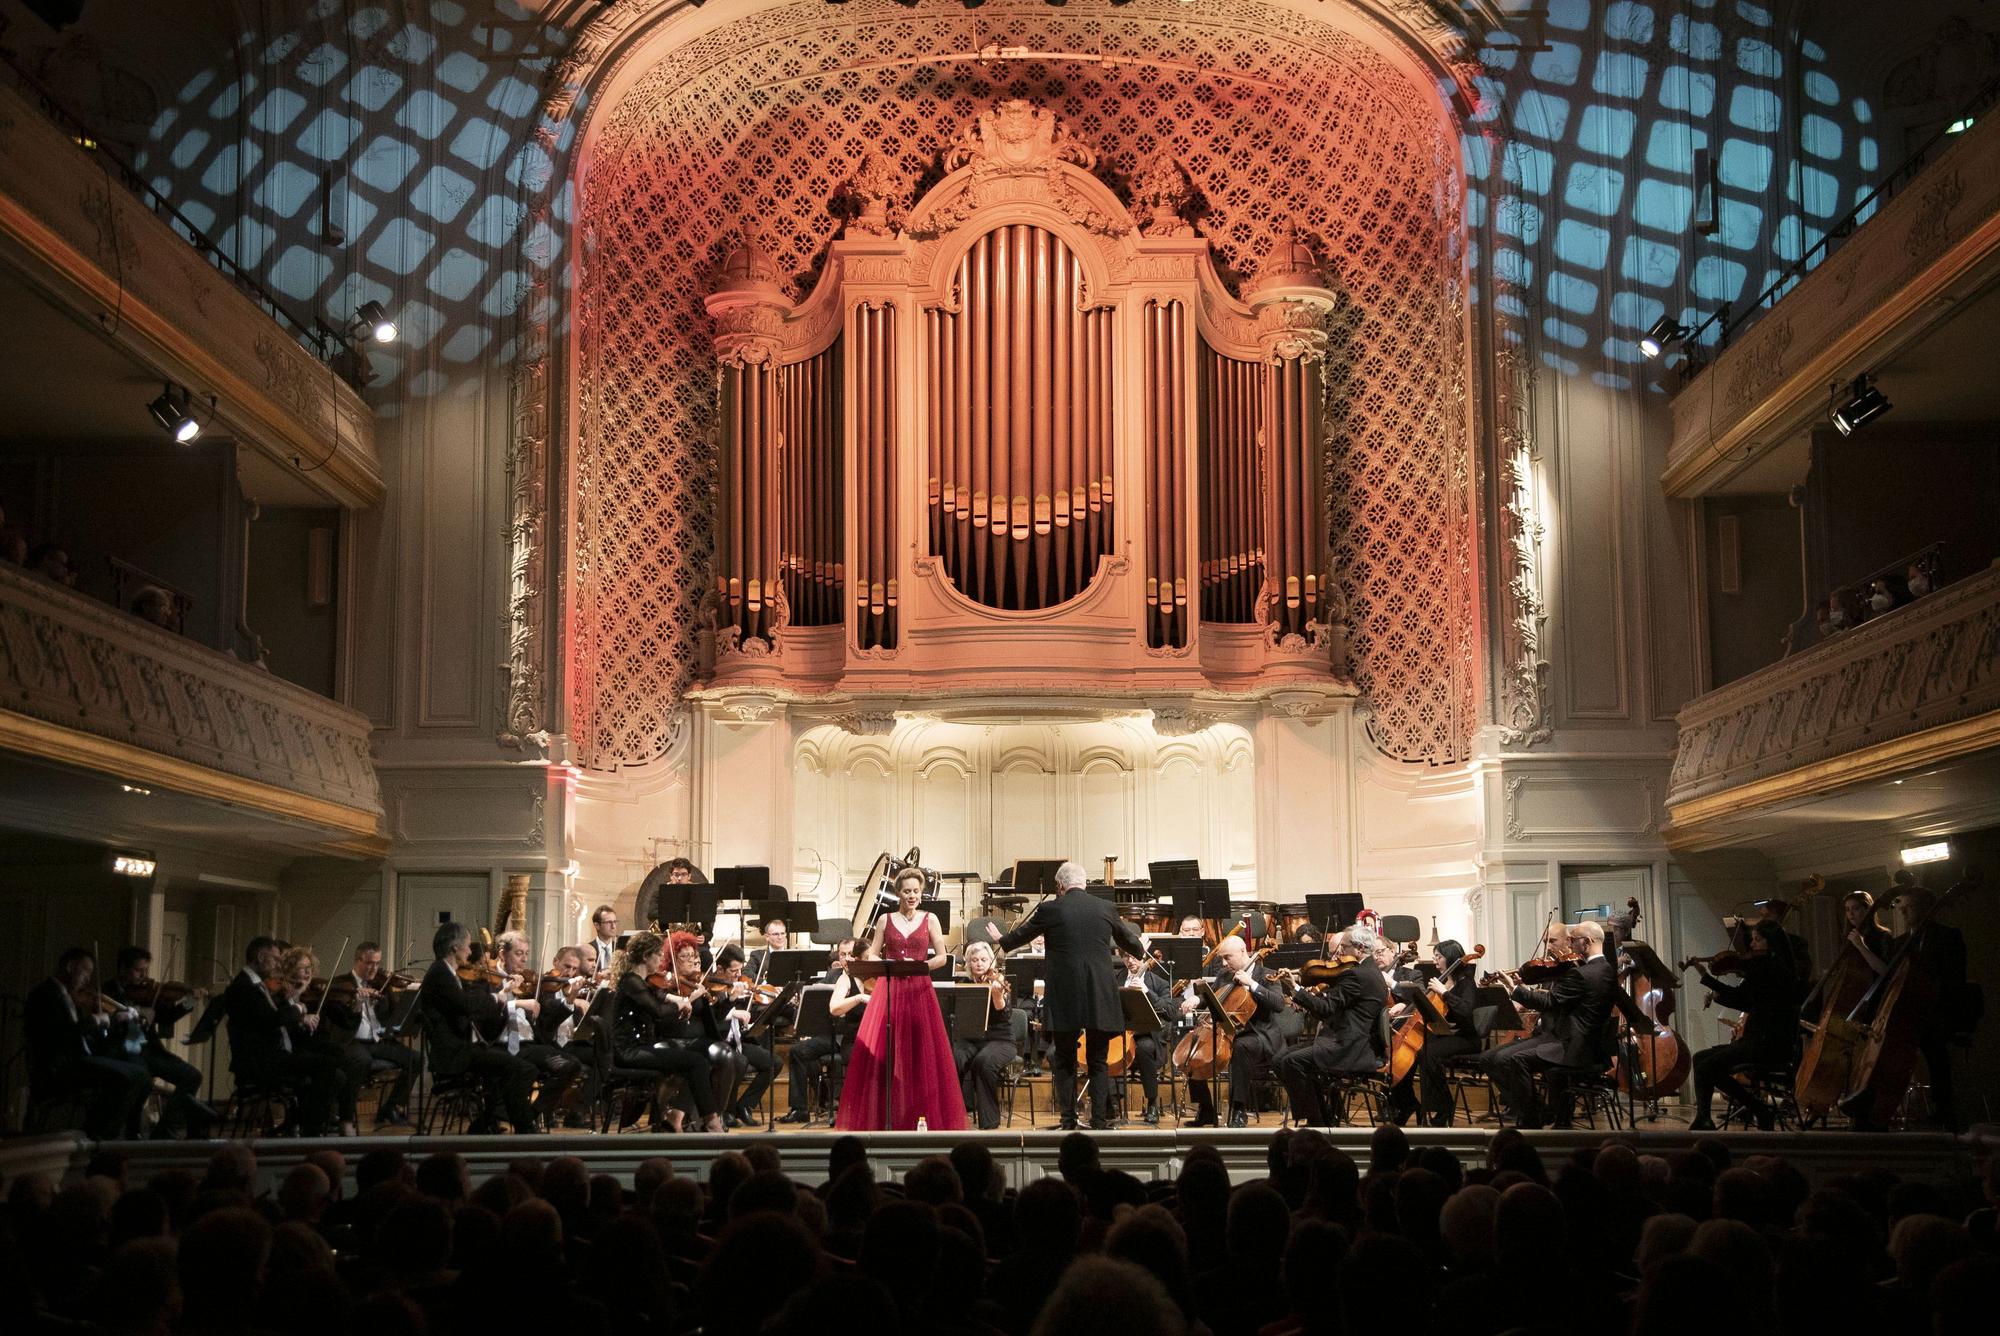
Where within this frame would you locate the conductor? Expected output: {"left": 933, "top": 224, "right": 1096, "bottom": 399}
{"left": 988, "top": 860, "right": 1145, "bottom": 1129}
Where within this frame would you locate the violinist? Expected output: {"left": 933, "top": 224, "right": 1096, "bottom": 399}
{"left": 532, "top": 945, "right": 601, "bottom": 1129}
{"left": 24, "top": 948, "right": 152, "bottom": 1140}
{"left": 223, "top": 937, "right": 342, "bottom": 1136}
{"left": 418, "top": 921, "right": 540, "bottom": 1134}
{"left": 709, "top": 944, "right": 776, "bottom": 1127}
{"left": 490, "top": 930, "right": 584, "bottom": 1129}
{"left": 779, "top": 937, "right": 862, "bottom": 1124}
{"left": 953, "top": 940, "right": 1018, "bottom": 1129}
{"left": 1275, "top": 926, "right": 1386, "bottom": 1126}
{"left": 613, "top": 929, "right": 721, "bottom": 1133}
{"left": 1687, "top": 920, "right": 1794, "bottom": 1131}
{"left": 1481, "top": 921, "right": 1655, "bottom": 1129}
{"left": 1407, "top": 940, "right": 1482, "bottom": 1128}
{"left": 1179, "top": 933, "right": 1285, "bottom": 1127}
{"left": 103, "top": 945, "right": 214, "bottom": 1138}
{"left": 317, "top": 942, "right": 419, "bottom": 1128}
{"left": 1119, "top": 946, "right": 1172, "bottom": 1124}
{"left": 1752, "top": 897, "right": 1815, "bottom": 993}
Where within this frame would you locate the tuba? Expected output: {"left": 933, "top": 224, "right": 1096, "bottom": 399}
{"left": 850, "top": 848, "right": 938, "bottom": 938}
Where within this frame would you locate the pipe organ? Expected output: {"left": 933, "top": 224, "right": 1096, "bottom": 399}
{"left": 701, "top": 102, "right": 1350, "bottom": 698}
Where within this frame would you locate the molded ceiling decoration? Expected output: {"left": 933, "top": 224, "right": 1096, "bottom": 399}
{"left": 554, "top": 0, "right": 1478, "bottom": 772}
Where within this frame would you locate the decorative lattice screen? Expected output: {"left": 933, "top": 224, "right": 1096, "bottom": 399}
{"left": 572, "top": 1, "right": 1475, "bottom": 768}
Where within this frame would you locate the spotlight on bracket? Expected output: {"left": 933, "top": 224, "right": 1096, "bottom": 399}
{"left": 147, "top": 383, "right": 201, "bottom": 443}
{"left": 1639, "top": 315, "right": 1688, "bottom": 360}
{"left": 1831, "top": 374, "right": 1891, "bottom": 436}
{"left": 354, "top": 300, "right": 398, "bottom": 344}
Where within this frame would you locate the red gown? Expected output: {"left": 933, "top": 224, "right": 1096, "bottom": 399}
{"left": 836, "top": 915, "right": 968, "bottom": 1132}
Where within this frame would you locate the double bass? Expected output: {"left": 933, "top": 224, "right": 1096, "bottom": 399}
{"left": 1796, "top": 879, "right": 1889, "bottom": 1121}
{"left": 1835, "top": 871, "right": 1978, "bottom": 1127}
{"left": 1610, "top": 898, "right": 1688, "bottom": 1100}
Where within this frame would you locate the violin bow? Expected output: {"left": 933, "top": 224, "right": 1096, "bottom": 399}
{"left": 313, "top": 936, "right": 351, "bottom": 1020}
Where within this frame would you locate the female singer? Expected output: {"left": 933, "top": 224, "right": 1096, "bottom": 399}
{"left": 612, "top": 930, "right": 721, "bottom": 1133}
{"left": 837, "top": 869, "right": 968, "bottom": 1131}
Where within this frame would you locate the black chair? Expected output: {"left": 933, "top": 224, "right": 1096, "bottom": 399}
{"left": 581, "top": 1015, "right": 677, "bottom": 1132}
{"left": 222, "top": 1079, "right": 301, "bottom": 1138}
{"left": 405, "top": 1011, "right": 484, "bottom": 1136}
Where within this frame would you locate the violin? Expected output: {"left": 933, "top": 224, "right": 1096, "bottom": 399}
{"left": 1268, "top": 954, "right": 1363, "bottom": 994}
{"left": 1674, "top": 950, "right": 1752, "bottom": 978}
{"left": 456, "top": 963, "right": 506, "bottom": 988}
{"left": 120, "top": 978, "right": 196, "bottom": 1010}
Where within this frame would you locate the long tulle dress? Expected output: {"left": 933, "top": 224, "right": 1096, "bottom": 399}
{"left": 836, "top": 915, "right": 969, "bottom": 1131}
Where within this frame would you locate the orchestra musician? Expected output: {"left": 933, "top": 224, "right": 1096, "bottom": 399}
{"left": 24, "top": 948, "right": 153, "bottom": 1140}
{"left": 1406, "top": 939, "right": 1482, "bottom": 1129}
{"left": 418, "top": 922, "right": 540, "bottom": 1135}
{"left": 1275, "top": 925, "right": 1386, "bottom": 1126}
{"left": 1882, "top": 885, "right": 1969, "bottom": 1131}
{"left": 991, "top": 861, "right": 1146, "bottom": 1131}
{"left": 1177, "top": 915, "right": 1206, "bottom": 938}
{"left": 709, "top": 944, "right": 777, "bottom": 1126}
{"left": 1180, "top": 933, "right": 1286, "bottom": 1128}
{"left": 1686, "top": 920, "right": 1793, "bottom": 1131}
{"left": 584, "top": 905, "right": 621, "bottom": 976}
{"left": 103, "top": 945, "right": 215, "bottom": 1138}
{"left": 489, "top": 930, "right": 585, "bottom": 1129}
{"left": 779, "top": 937, "right": 862, "bottom": 1124}
{"left": 1753, "top": 896, "right": 1815, "bottom": 994}
{"left": 531, "top": 944, "right": 601, "bottom": 1128}
{"left": 745, "top": 916, "right": 790, "bottom": 979}
{"left": 607, "top": 930, "right": 716, "bottom": 1133}
{"left": 1118, "top": 946, "right": 1173, "bottom": 1125}
{"left": 660, "top": 929, "right": 736, "bottom": 1131}
{"left": 635, "top": 856, "right": 701, "bottom": 931}
{"left": 317, "top": 941, "right": 419, "bottom": 1128}
{"left": 1481, "top": 920, "right": 1656, "bottom": 1129}
{"left": 953, "top": 940, "right": 1018, "bottom": 1129}
{"left": 223, "top": 936, "right": 342, "bottom": 1137}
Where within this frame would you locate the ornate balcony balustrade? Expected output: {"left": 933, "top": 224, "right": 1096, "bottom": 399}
{"left": 1666, "top": 560, "right": 2000, "bottom": 837}
{"left": 0, "top": 561, "right": 383, "bottom": 852}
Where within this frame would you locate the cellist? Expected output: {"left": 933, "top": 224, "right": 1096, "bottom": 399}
{"left": 1274, "top": 925, "right": 1385, "bottom": 1127}
{"left": 1686, "top": 920, "right": 1794, "bottom": 1131}
{"left": 1177, "top": 934, "right": 1285, "bottom": 1127}
{"left": 1405, "top": 939, "right": 1482, "bottom": 1128}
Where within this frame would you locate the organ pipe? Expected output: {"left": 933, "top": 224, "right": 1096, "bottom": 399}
{"left": 1144, "top": 299, "right": 1190, "bottom": 650}
{"left": 854, "top": 303, "right": 897, "bottom": 650}
{"left": 1197, "top": 345, "right": 1264, "bottom": 624}
{"left": 780, "top": 344, "right": 843, "bottom": 626}
{"left": 715, "top": 356, "right": 780, "bottom": 644}
{"left": 927, "top": 224, "right": 1113, "bottom": 611}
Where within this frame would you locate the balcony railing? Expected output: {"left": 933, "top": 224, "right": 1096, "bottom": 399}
{"left": 1667, "top": 559, "right": 2000, "bottom": 832}
{"left": 0, "top": 561, "right": 383, "bottom": 850}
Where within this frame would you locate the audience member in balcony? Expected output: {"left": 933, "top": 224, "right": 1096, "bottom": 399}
{"left": 1907, "top": 563, "right": 1934, "bottom": 599}
{"left": 1867, "top": 579, "right": 1898, "bottom": 616}
{"left": 26, "top": 541, "right": 76, "bottom": 587}
{"left": 128, "top": 584, "right": 179, "bottom": 630}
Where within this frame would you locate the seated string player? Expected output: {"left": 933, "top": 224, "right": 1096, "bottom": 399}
{"left": 418, "top": 922, "right": 540, "bottom": 1134}
{"left": 709, "top": 944, "right": 776, "bottom": 1126}
{"left": 102, "top": 945, "right": 215, "bottom": 1138}
{"left": 1275, "top": 925, "right": 1387, "bottom": 1126}
{"left": 223, "top": 937, "right": 342, "bottom": 1136}
{"left": 1180, "top": 933, "right": 1286, "bottom": 1127}
{"left": 1118, "top": 946, "right": 1173, "bottom": 1125}
{"left": 1688, "top": 920, "right": 1795, "bottom": 1132}
{"left": 24, "top": 948, "right": 152, "bottom": 1140}
{"left": 487, "top": 930, "right": 585, "bottom": 1130}
{"left": 532, "top": 945, "right": 602, "bottom": 1128}
{"left": 954, "top": 940, "right": 1019, "bottom": 1129}
{"left": 317, "top": 941, "right": 419, "bottom": 1128}
{"left": 780, "top": 937, "right": 863, "bottom": 1124}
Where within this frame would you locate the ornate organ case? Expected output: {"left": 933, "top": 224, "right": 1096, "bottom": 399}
{"left": 701, "top": 102, "right": 1352, "bottom": 703}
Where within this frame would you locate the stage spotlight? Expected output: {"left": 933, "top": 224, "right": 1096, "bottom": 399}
{"left": 147, "top": 383, "right": 200, "bottom": 443}
{"left": 1638, "top": 315, "right": 1687, "bottom": 359}
{"left": 355, "top": 300, "right": 398, "bottom": 343}
{"left": 1831, "top": 374, "right": 1891, "bottom": 436}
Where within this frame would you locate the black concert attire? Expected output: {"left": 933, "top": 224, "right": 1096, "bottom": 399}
{"left": 100, "top": 976, "right": 210, "bottom": 1137}
{"left": 1186, "top": 961, "right": 1288, "bottom": 1125}
{"left": 223, "top": 967, "right": 343, "bottom": 1135}
{"left": 416, "top": 959, "right": 539, "bottom": 1132}
{"left": 722, "top": 993, "right": 778, "bottom": 1123}
{"left": 1482, "top": 953, "right": 1638, "bottom": 1128}
{"left": 952, "top": 976, "right": 1019, "bottom": 1129}
{"left": 473, "top": 977, "right": 583, "bottom": 1128}
{"left": 584, "top": 936, "right": 620, "bottom": 977}
{"left": 612, "top": 972, "right": 717, "bottom": 1120}
{"left": 1122, "top": 965, "right": 1174, "bottom": 1115}
{"left": 319, "top": 973, "right": 419, "bottom": 1125}
{"left": 1403, "top": 954, "right": 1482, "bottom": 1128}
{"left": 1277, "top": 956, "right": 1387, "bottom": 1125}
{"left": 1690, "top": 952, "right": 1794, "bottom": 1127}
{"left": 1907, "top": 921, "right": 1969, "bottom": 1130}
{"left": 996, "top": 889, "right": 1147, "bottom": 1128}
{"left": 24, "top": 976, "right": 152, "bottom": 1140}
{"left": 785, "top": 969, "right": 861, "bottom": 1119}
{"left": 532, "top": 978, "right": 602, "bottom": 1121}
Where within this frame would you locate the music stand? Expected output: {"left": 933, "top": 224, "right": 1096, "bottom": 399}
{"left": 1149, "top": 859, "right": 1201, "bottom": 891}
{"left": 934, "top": 983, "right": 992, "bottom": 1040}
{"left": 1192, "top": 980, "right": 1240, "bottom": 1036}
{"left": 763, "top": 949, "right": 823, "bottom": 986}
{"left": 1306, "top": 892, "right": 1364, "bottom": 937}
{"left": 745, "top": 980, "right": 803, "bottom": 1043}
{"left": 1149, "top": 937, "right": 1206, "bottom": 984}
{"left": 1010, "top": 860, "right": 1066, "bottom": 896}
{"left": 654, "top": 886, "right": 721, "bottom": 933}
{"left": 846, "top": 958, "right": 930, "bottom": 1129}
{"left": 919, "top": 899, "right": 952, "bottom": 934}
{"left": 1264, "top": 943, "right": 1319, "bottom": 971}
{"left": 1471, "top": 986, "right": 1525, "bottom": 1038}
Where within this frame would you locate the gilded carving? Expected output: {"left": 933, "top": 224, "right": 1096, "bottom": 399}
{"left": 843, "top": 153, "right": 909, "bottom": 238}
{"left": 253, "top": 332, "right": 322, "bottom": 422}
{"left": 1131, "top": 152, "right": 1198, "bottom": 238}
{"left": 1904, "top": 168, "right": 1964, "bottom": 263}
{"left": 1721, "top": 318, "right": 1793, "bottom": 414}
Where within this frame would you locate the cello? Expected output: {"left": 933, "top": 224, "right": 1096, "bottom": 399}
{"left": 1614, "top": 933, "right": 1689, "bottom": 1099}
{"left": 1173, "top": 946, "right": 1282, "bottom": 1080}
{"left": 1836, "top": 871, "right": 1979, "bottom": 1128}
{"left": 1387, "top": 945, "right": 1484, "bottom": 1085}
